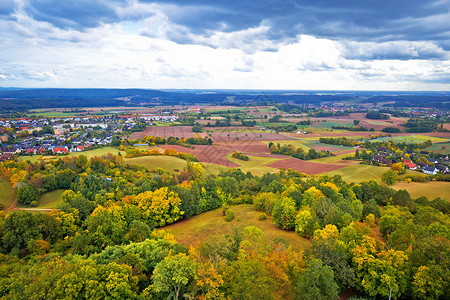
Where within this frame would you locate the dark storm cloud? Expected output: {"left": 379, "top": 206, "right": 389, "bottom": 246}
{"left": 144, "top": 0, "right": 450, "bottom": 42}
{"left": 5, "top": 0, "right": 448, "bottom": 43}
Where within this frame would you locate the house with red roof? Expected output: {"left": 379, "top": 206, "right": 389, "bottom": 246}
{"left": 403, "top": 159, "right": 417, "bottom": 170}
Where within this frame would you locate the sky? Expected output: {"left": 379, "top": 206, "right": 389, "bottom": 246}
{"left": 0, "top": 0, "right": 449, "bottom": 90}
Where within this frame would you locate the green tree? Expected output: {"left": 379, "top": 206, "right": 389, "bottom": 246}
{"left": 224, "top": 254, "right": 277, "bottom": 300}
{"left": 16, "top": 185, "right": 39, "bottom": 205}
{"left": 272, "top": 197, "right": 297, "bottom": 230}
{"left": 2, "top": 211, "right": 42, "bottom": 252}
{"left": 152, "top": 253, "right": 198, "bottom": 300}
{"left": 294, "top": 258, "right": 339, "bottom": 300}
{"left": 382, "top": 169, "right": 398, "bottom": 186}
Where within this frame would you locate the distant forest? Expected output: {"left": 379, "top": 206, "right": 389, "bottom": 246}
{"left": 0, "top": 88, "right": 449, "bottom": 110}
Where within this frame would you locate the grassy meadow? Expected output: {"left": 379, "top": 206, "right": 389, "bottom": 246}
{"left": 392, "top": 181, "right": 450, "bottom": 200}
{"left": 161, "top": 204, "right": 311, "bottom": 252}
{"left": 38, "top": 189, "right": 65, "bottom": 209}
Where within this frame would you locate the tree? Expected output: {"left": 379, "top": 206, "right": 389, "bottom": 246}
{"left": 294, "top": 258, "right": 339, "bottom": 300}
{"left": 2, "top": 211, "right": 42, "bottom": 252}
{"left": 16, "top": 185, "right": 39, "bottom": 205}
{"left": 382, "top": 169, "right": 398, "bottom": 186}
{"left": 224, "top": 254, "right": 277, "bottom": 300}
{"left": 412, "top": 264, "right": 449, "bottom": 299}
{"left": 272, "top": 197, "right": 297, "bottom": 230}
{"left": 152, "top": 253, "right": 198, "bottom": 300}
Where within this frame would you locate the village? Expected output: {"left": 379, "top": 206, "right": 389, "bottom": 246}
{"left": 0, "top": 114, "right": 179, "bottom": 160}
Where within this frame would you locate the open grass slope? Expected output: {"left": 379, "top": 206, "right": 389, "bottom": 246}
{"left": 0, "top": 178, "right": 14, "bottom": 208}
{"left": 320, "top": 164, "right": 390, "bottom": 183}
{"left": 377, "top": 135, "right": 448, "bottom": 144}
{"left": 425, "top": 141, "right": 450, "bottom": 154}
{"left": 124, "top": 156, "right": 187, "bottom": 173}
{"left": 161, "top": 204, "right": 310, "bottom": 252}
{"left": 38, "top": 189, "right": 65, "bottom": 209}
{"left": 392, "top": 181, "right": 450, "bottom": 201}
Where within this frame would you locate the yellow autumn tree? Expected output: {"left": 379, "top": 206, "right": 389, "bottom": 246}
{"left": 133, "top": 187, "right": 183, "bottom": 227}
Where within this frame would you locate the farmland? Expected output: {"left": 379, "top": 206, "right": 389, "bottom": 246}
{"left": 130, "top": 125, "right": 205, "bottom": 139}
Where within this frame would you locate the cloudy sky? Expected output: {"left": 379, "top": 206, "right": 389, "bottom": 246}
{"left": 0, "top": 0, "right": 449, "bottom": 90}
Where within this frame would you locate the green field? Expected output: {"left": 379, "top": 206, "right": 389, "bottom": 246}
{"left": 377, "top": 135, "right": 448, "bottom": 144}
{"left": 321, "top": 164, "right": 390, "bottom": 183}
{"left": 312, "top": 121, "right": 353, "bottom": 129}
{"left": 424, "top": 141, "right": 450, "bottom": 154}
{"left": 0, "top": 178, "right": 14, "bottom": 209}
{"left": 311, "top": 152, "right": 356, "bottom": 164}
{"left": 201, "top": 163, "right": 229, "bottom": 175}
{"left": 38, "top": 189, "right": 65, "bottom": 209}
{"left": 227, "top": 154, "right": 281, "bottom": 176}
{"left": 125, "top": 156, "right": 187, "bottom": 173}
{"left": 392, "top": 181, "right": 450, "bottom": 201}
{"left": 162, "top": 204, "right": 310, "bottom": 252}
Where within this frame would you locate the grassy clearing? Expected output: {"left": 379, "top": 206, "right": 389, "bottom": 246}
{"left": 0, "top": 178, "right": 14, "bottom": 208}
{"left": 320, "top": 164, "right": 390, "bottom": 183}
{"left": 38, "top": 189, "right": 65, "bottom": 209}
{"left": 392, "top": 181, "right": 450, "bottom": 201}
{"left": 161, "top": 204, "right": 311, "bottom": 252}
{"left": 125, "top": 156, "right": 187, "bottom": 173}
{"left": 227, "top": 154, "right": 281, "bottom": 176}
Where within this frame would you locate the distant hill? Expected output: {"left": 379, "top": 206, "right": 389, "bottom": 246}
{"left": 0, "top": 88, "right": 448, "bottom": 110}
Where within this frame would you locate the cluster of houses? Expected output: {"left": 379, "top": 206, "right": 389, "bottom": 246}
{"left": 139, "top": 114, "right": 179, "bottom": 125}
{"left": 0, "top": 115, "right": 134, "bottom": 156}
{"left": 372, "top": 148, "right": 449, "bottom": 175}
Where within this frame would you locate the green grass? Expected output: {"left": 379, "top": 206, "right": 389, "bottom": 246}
{"left": 201, "top": 163, "right": 229, "bottom": 175}
{"left": 321, "top": 164, "right": 390, "bottom": 183}
{"left": 153, "top": 121, "right": 175, "bottom": 126}
{"left": 38, "top": 189, "right": 65, "bottom": 209}
{"left": 0, "top": 178, "right": 14, "bottom": 208}
{"left": 161, "top": 204, "right": 311, "bottom": 252}
{"left": 392, "top": 181, "right": 450, "bottom": 201}
{"left": 227, "top": 154, "right": 281, "bottom": 176}
{"left": 312, "top": 121, "right": 353, "bottom": 129}
{"left": 424, "top": 141, "right": 450, "bottom": 154}
{"left": 377, "top": 135, "right": 447, "bottom": 144}
{"left": 311, "top": 152, "right": 356, "bottom": 164}
{"left": 125, "top": 156, "right": 187, "bottom": 173}
{"left": 257, "top": 122, "right": 299, "bottom": 128}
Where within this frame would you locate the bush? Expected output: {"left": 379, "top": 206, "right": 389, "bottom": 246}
{"left": 225, "top": 209, "right": 235, "bottom": 222}
{"left": 231, "top": 151, "right": 249, "bottom": 161}
{"left": 30, "top": 201, "right": 39, "bottom": 207}
{"left": 258, "top": 213, "right": 267, "bottom": 220}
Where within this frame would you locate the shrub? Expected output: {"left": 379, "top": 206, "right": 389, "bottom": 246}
{"left": 225, "top": 209, "right": 235, "bottom": 222}
{"left": 30, "top": 201, "right": 39, "bottom": 207}
{"left": 259, "top": 213, "right": 267, "bottom": 220}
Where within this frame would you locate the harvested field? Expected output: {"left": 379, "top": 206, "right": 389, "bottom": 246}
{"left": 130, "top": 126, "right": 206, "bottom": 139}
{"left": 267, "top": 157, "right": 344, "bottom": 174}
{"left": 209, "top": 129, "right": 288, "bottom": 142}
